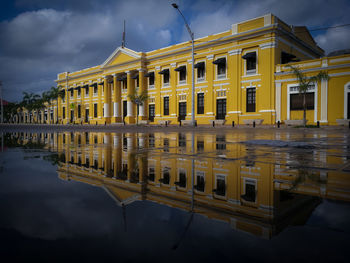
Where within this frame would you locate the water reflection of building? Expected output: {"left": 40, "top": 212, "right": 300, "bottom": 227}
{"left": 7, "top": 131, "right": 350, "bottom": 238}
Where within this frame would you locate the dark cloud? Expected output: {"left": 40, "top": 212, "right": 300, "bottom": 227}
{"left": 0, "top": 0, "right": 349, "bottom": 102}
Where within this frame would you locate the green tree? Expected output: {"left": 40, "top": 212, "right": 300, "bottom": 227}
{"left": 289, "top": 66, "right": 329, "bottom": 127}
{"left": 21, "top": 92, "right": 41, "bottom": 123}
{"left": 127, "top": 90, "right": 148, "bottom": 125}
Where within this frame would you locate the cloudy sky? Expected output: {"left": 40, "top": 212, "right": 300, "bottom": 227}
{"left": 1, "top": 0, "right": 350, "bottom": 102}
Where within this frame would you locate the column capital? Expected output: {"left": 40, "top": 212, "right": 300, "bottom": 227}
{"left": 112, "top": 73, "right": 118, "bottom": 77}
{"left": 138, "top": 68, "right": 146, "bottom": 72}
{"left": 125, "top": 71, "right": 131, "bottom": 75}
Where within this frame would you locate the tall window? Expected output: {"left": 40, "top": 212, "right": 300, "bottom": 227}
{"left": 94, "top": 86, "right": 98, "bottom": 95}
{"left": 85, "top": 86, "right": 89, "bottom": 96}
{"left": 159, "top": 69, "right": 169, "bottom": 86}
{"left": 213, "top": 58, "right": 226, "bottom": 78}
{"left": 243, "top": 52, "right": 257, "bottom": 75}
{"left": 149, "top": 104, "right": 155, "bottom": 122}
{"left": 70, "top": 89, "right": 74, "bottom": 97}
{"left": 146, "top": 72, "right": 155, "bottom": 86}
{"left": 290, "top": 93, "right": 314, "bottom": 110}
{"left": 195, "top": 62, "right": 205, "bottom": 81}
{"left": 77, "top": 105, "right": 81, "bottom": 118}
{"left": 175, "top": 66, "right": 186, "bottom": 83}
{"left": 94, "top": 103, "right": 98, "bottom": 118}
{"left": 214, "top": 176, "right": 226, "bottom": 196}
{"left": 63, "top": 107, "right": 65, "bottom": 119}
{"left": 246, "top": 88, "right": 256, "bottom": 112}
{"left": 197, "top": 93, "right": 204, "bottom": 114}
{"left": 163, "top": 97, "right": 169, "bottom": 116}
{"left": 77, "top": 88, "right": 81, "bottom": 97}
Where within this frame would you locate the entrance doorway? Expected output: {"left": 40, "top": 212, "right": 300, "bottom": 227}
{"left": 85, "top": 109, "right": 89, "bottom": 123}
{"left": 179, "top": 102, "right": 186, "bottom": 121}
{"left": 123, "top": 101, "right": 127, "bottom": 120}
{"left": 149, "top": 104, "right": 155, "bottom": 122}
{"left": 216, "top": 99, "right": 226, "bottom": 120}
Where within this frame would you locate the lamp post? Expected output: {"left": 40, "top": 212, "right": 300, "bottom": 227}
{"left": 172, "top": 3, "right": 196, "bottom": 126}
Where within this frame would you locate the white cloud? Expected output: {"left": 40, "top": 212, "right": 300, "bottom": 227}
{"left": 315, "top": 26, "right": 350, "bottom": 54}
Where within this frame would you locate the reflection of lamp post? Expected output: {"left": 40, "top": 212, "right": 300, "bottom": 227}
{"left": 172, "top": 3, "right": 196, "bottom": 126}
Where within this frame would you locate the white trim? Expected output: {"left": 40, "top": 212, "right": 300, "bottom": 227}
{"left": 101, "top": 47, "right": 141, "bottom": 68}
{"left": 275, "top": 83, "right": 281, "bottom": 121}
{"left": 241, "top": 78, "right": 261, "bottom": 83}
{"left": 214, "top": 54, "right": 227, "bottom": 80}
{"left": 329, "top": 57, "right": 350, "bottom": 63}
{"left": 242, "top": 177, "right": 257, "bottom": 203}
{"left": 320, "top": 79, "right": 328, "bottom": 122}
{"left": 194, "top": 59, "right": 206, "bottom": 83}
{"left": 213, "top": 82, "right": 229, "bottom": 87}
{"left": 329, "top": 71, "right": 350, "bottom": 77}
{"left": 259, "top": 109, "right": 275, "bottom": 112}
{"left": 344, "top": 82, "right": 350, "bottom": 119}
{"left": 228, "top": 49, "right": 242, "bottom": 56}
{"left": 259, "top": 41, "right": 277, "bottom": 50}
{"left": 243, "top": 49, "right": 258, "bottom": 76}
{"left": 228, "top": 111, "right": 242, "bottom": 114}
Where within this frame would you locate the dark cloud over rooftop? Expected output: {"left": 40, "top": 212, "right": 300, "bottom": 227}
{"left": 0, "top": 0, "right": 349, "bottom": 102}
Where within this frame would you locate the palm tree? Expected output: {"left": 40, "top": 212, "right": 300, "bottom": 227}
{"left": 21, "top": 92, "right": 40, "bottom": 123}
{"left": 289, "top": 66, "right": 329, "bottom": 127}
{"left": 48, "top": 86, "right": 64, "bottom": 124}
{"left": 127, "top": 90, "right": 148, "bottom": 125}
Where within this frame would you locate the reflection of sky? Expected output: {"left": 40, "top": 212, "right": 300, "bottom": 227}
{"left": 0, "top": 137, "right": 350, "bottom": 262}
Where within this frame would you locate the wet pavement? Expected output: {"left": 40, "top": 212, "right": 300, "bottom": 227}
{"left": 0, "top": 128, "right": 349, "bottom": 262}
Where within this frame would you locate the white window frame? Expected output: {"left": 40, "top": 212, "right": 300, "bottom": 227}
{"left": 214, "top": 174, "right": 227, "bottom": 197}
{"left": 162, "top": 68, "right": 170, "bottom": 87}
{"left": 243, "top": 49, "right": 258, "bottom": 76}
{"left": 85, "top": 87, "right": 89, "bottom": 98}
{"left": 215, "top": 55, "right": 227, "bottom": 80}
{"left": 148, "top": 71, "right": 155, "bottom": 89}
{"left": 195, "top": 171, "right": 205, "bottom": 192}
{"left": 161, "top": 167, "right": 171, "bottom": 185}
{"left": 177, "top": 64, "right": 187, "bottom": 85}
{"left": 242, "top": 178, "right": 257, "bottom": 203}
{"left": 93, "top": 86, "right": 98, "bottom": 97}
{"left": 177, "top": 168, "right": 187, "bottom": 189}
{"left": 287, "top": 83, "right": 317, "bottom": 122}
{"left": 344, "top": 82, "right": 350, "bottom": 119}
{"left": 195, "top": 60, "right": 206, "bottom": 83}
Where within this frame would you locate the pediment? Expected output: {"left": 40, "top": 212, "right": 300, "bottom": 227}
{"left": 103, "top": 185, "right": 141, "bottom": 206}
{"left": 101, "top": 47, "right": 141, "bottom": 68}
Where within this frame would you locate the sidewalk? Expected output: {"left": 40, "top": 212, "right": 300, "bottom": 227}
{"left": 1, "top": 123, "right": 349, "bottom": 134}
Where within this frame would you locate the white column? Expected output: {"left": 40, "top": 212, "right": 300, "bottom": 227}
{"left": 139, "top": 104, "right": 145, "bottom": 117}
{"left": 275, "top": 82, "right": 281, "bottom": 122}
{"left": 103, "top": 103, "right": 110, "bottom": 117}
{"left": 320, "top": 79, "right": 328, "bottom": 122}
{"left": 114, "top": 102, "right": 119, "bottom": 117}
{"left": 127, "top": 101, "right": 133, "bottom": 117}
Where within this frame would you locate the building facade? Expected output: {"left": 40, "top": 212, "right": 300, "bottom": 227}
{"left": 34, "top": 13, "right": 348, "bottom": 125}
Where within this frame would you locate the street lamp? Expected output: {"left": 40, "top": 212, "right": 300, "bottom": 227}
{"left": 172, "top": 3, "right": 196, "bottom": 126}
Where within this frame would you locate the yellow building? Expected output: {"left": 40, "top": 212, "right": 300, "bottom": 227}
{"left": 50, "top": 13, "right": 350, "bottom": 126}
{"left": 276, "top": 53, "right": 350, "bottom": 125}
